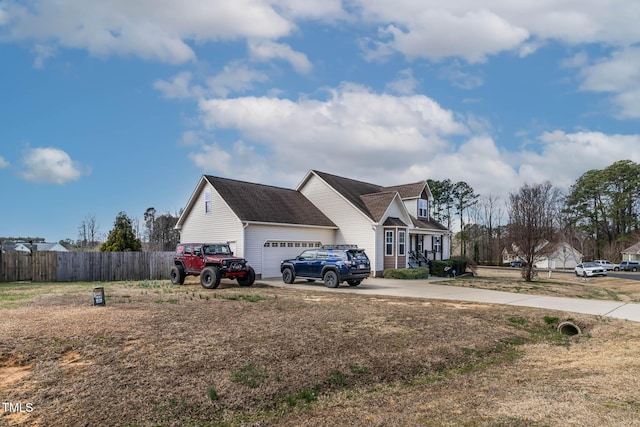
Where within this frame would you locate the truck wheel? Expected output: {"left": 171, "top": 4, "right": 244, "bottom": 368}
{"left": 238, "top": 266, "right": 255, "bottom": 287}
{"left": 170, "top": 265, "right": 186, "bottom": 285}
{"left": 282, "top": 267, "right": 295, "bottom": 284}
{"left": 200, "top": 267, "right": 221, "bottom": 289}
{"left": 347, "top": 279, "right": 361, "bottom": 287}
{"left": 323, "top": 270, "right": 339, "bottom": 288}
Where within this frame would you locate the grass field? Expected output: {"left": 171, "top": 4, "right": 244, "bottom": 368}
{"left": 1, "top": 272, "right": 640, "bottom": 426}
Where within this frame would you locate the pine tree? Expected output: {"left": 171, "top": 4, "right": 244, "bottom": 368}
{"left": 100, "top": 211, "right": 142, "bottom": 252}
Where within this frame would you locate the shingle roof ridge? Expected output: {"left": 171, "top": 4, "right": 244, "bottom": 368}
{"left": 312, "top": 170, "right": 382, "bottom": 189}
{"left": 205, "top": 174, "right": 295, "bottom": 192}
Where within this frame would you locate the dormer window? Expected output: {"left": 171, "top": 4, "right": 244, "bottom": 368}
{"left": 418, "top": 199, "right": 428, "bottom": 218}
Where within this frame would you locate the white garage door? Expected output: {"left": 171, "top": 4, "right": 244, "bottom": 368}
{"left": 262, "top": 241, "right": 322, "bottom": 278}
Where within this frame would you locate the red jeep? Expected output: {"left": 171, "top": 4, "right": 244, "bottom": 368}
{"left": 170, "top": 243, "right": 255, "bottom": 289}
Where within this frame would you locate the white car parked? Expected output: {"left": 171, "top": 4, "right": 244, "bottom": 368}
{"left": 575, "top": 262, "right": 608, "bottom": 277}
{"left": 593, "top": 260, "right": 620, "bottom": 271}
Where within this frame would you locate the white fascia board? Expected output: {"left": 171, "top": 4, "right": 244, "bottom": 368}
{"left": 175, "top": 176, "right": 209, "bottom": 229}
{"left": 378, "top": 192, "right": 413, "bottom": 226}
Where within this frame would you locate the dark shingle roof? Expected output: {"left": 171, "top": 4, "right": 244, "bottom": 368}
{"left": 360, "top": 192, "right": 397, "bottom": 221}
{"left": 381, "top": 182, "right": 426, "bottom": 199}
{"left": 410, "top": 215, "right": 448, "bottom": 231}
{"left": 312, "top": 171, "right": 430, "bottom": 222}
{"left": 205, "top": 175, "right": 336, "bottom": 227}
{"left": 382, "top": 217, "right": 408, "bottom": 227}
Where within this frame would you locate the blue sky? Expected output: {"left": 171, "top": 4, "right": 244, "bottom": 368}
{"left": 2, "top": 0, "right": 640, "bottom": 243}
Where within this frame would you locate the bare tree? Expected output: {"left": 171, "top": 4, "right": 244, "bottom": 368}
{"left": 77, "top": 214, "right": 101, "bottom": 250}
{"left": 508, "top": 182, "right": 561, "bottom": 281}
{"left": 453, "top": 181, "right": 479, "bottom": 258}
{"left": 477, "top": 194, "right": 505, "bottom": 264}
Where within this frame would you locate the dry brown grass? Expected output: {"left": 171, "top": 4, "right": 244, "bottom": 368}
{"left": 1, "top": 278, "right": 639, "bottom": 426}
{"left": 461, "top": 267, "right": 640, "bottom": 302}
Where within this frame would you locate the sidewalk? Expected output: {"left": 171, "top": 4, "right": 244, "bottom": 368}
{"left": 261, "top": 277, "right": 640, "bottom": 322}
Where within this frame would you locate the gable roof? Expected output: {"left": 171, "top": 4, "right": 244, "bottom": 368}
{"left": 307, "top": 171, "right": 445, "bottom": 229}
{"left": 360, "top": 192, "right": 398, "bottom": 222}
{"left": 204, "top": 175, "right": 336, "bottom": 227}
{"left": 309, "top": 170, "right": 382, "bottom": 219}
{"left": 622, "top": 241, "right": 640, "bottom": 254}
{"left": 381, "top": 181, "right": 428, "bottom": 200}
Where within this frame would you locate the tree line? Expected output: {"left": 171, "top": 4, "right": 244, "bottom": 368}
{"left": 429, "top": 160, "right": 640, "bottom": 279}
{"left": 61, "top": 208, "right": 181, "bottom": 252}
{"left": 63, "top": 160, "right": 640, "bottom": 264}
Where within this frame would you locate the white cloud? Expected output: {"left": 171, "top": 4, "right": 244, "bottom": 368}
{"left": 355, "top": 1, "right": 640, "bottom": 62}
{"left": 21, "top": 147, "right": 86, "bottom": 184}
{"left": 154, "top": 72, "right": 200, "bottom": 99}
{"left": 386, "top": 69, "right": 418, "bottom": 95}
{"left": 500, "top": 130, "right": 640, "bottom": 196}
{"left": 248, "top": 40, "right": 312, "bottom": 74}
{"left": 154, "top": 64, "right": 270, "bottom": 100}
{"left": 188, "top": 80, "right": 640, "bottom": 199}
{"left": 438, "top": 61, "right": 484, "bottom": 90}
{"left": 1, "top": 0, "right": 296, "bottom": 63}
{"left": 0, "top": 156, "right": 9, "bottom": 168}
{"left": 193, "top": 83, "right": 469, "bottom": 185}
{"left": 206, "top": 62, "right": 269, "bottom": 97}
{"left": 188, "top": 140, "right": 269, "bottom": 184}
{"left": 578, "top": 47, "right": 640, "bottom": 118}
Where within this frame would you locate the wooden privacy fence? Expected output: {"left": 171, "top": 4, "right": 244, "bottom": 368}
{"left": 0, "top": 251, "right": 175, "bottom": 282}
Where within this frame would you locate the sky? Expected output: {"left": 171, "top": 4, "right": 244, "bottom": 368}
{"left": 2, "top": 0, "right": 640, "bottom": 243}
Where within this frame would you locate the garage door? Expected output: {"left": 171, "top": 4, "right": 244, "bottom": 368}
{"left": 262, "top": 241, "right": 322, "bottom": 278}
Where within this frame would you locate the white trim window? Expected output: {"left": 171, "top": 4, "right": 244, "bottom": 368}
{"left": 418, "top": 199, "right": 428, "bottom": 218}
{"left": 385, "top": 230, "right": 394, "bottom": 256}
{"left": 204, "top": 192, "right": 211, "bottom": 214}
{"left": 398, "top": 230, "right": 406, "bottom": 256}
{"left": 433, "top": 235, "right": 442, "bottom": 253}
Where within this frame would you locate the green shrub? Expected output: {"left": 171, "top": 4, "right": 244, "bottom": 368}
{"left": 382, "top": 267, "right": 429, "bottom": 279}
{"left": 431, "top": 259, "right": 468, "bottom": 277}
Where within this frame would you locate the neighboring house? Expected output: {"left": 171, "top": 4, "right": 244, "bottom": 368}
{"left": 175, "top": 170, "right": 451, "bottom": 278}
{"left": 533, "top": 242, "right": 582, "bottom": 269}
{"left": 33, "top": 243, "right": 69, "bottom": 252}
{"left": 1, "top": 243, "right": 31, "bottom": 253}
{"left": 501, "top": 247, "right": 522, "bottom": 265}
{"left": 621, "top": 241, "right": 640, "bottom": 261}
{"left": 502, "top": 241, "right": 582, "bottom": 269}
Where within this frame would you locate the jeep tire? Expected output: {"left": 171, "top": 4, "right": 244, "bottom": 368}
{"left": 201, "top": 267, "right": 221, "bottom": 289}
{"left": 170, "top": 265, "right": 186, "bottom": 285}
{"left": 282, "top": 267, "right": 295, "bottom": 284}
{"left": 323, "top": 270, "right": 339, "bottom": 288}
{"left": 237, "top": 266, "right": 256, "bottom": 287}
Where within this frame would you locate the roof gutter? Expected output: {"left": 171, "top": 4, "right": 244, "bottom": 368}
{"left": 241, "top": 221, "right": 338, "bottom": 230}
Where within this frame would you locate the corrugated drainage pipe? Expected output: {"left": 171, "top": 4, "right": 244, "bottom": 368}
{"left": 557, "top": 321, "right": 581, "bottom": 336}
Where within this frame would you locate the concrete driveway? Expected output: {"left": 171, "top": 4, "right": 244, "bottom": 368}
{"left": 260, "top": 277, "right": 640, "bottom": 323}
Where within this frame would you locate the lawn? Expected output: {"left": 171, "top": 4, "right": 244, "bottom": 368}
{"left": 1, "top": 277, "right": 640, "bottom": 426}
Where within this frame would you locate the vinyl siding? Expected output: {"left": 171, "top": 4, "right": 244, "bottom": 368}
{"left": 300, "top": 174, "right": 378, "bottom": 271}
{"left": 179, "top": 182, "right": 245, "bottom": 256}
{"left": 244, "top": 224, "right": 335, "bottom": 276}
{"left": 404, "top": 199, "right": 418, "bottom": 218}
